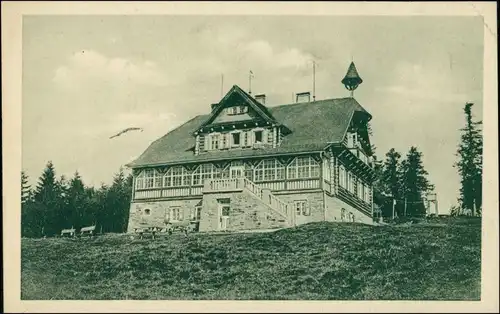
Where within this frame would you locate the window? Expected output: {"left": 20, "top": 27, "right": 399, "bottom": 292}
{"left": 287, "top": 156, "right": 320, "bottom": 179}
{"left": 210, "top": 133, "right": 220, "bottom": 150}
{"left": 144, "top": 208, "right": 151, "bottom": 215}
{"left": 221, "top": 206, "right": 230, "bottom": 216}
{"left": 164, "top": 166, "right": 190, "bottom": 187}
{"left": 136, "top": 169, "right": 162, "bottom": 189}
{"left": 192, "top": 206, "right": 202, "bottom": 221}
{"left": 347, "top": 172, "right": 355, "bottom": 193}
{"left": 167, "top": 207, "right": 182, "bottom": 221}
{"left": 254, "top": 130, "right": 263, "bottom": 143}
{"left": 254, "top": 159, "right": 285, "bottom": 182}
{"left": 294, "top": 200, "right": 310, "bottom": 216}
{"left": 340, "top": 208, "right": 346, "bottom": 221}
{"left": 339, "top": 165, "right": 347, "bottom": 188}
{"left": 232, "top": 132, "right": 241, "bottom": 146}
{"left": 227, "top": 106, "right": 247, "bottom": 115}
{"left": 357, "top": 179, "right": 364, "bottom": 199}
{"left": 192, "top": 163, "right": 219, "bottom": 185}
{"left": 364, "top": 185, "right": 371, "bottom": 203}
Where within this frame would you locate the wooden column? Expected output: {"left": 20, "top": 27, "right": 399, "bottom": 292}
{"left": 272, "top": 126, "right": 277, "bottom": 148}
{"left": 195, "top": 135, "right": 200, "bottom": 155}
{"left": 331, "top": 155, "right": 338, "bottom": 195}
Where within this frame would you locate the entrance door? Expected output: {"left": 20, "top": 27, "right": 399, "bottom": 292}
{"left": 219, "top": 205, "right": 230, "bottom": 231}
{"left": 229, "top": 166, "right": 244, "bottom": 179}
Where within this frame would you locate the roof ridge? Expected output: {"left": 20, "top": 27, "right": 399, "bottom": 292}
{"left": 268, "top": 97, "right": 354, "bottom": 110}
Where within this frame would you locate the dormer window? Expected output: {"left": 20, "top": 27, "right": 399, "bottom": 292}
{"left": 227, "top": 105, "right": 248, "bottom": 115}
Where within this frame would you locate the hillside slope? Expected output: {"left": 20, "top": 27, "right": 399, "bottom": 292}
{"left": 21, "top": 220, "right": 481, "bottom": 300}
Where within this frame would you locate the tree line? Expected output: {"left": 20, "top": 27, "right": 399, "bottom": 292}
{"left": 369, "top": 102, "right": 482, "bottom": 218}
{"left": 21, "top": 162, "right": 132, "bottom": 238}
{"left": 20, "top": 103, "right": 482, "bottom": 237}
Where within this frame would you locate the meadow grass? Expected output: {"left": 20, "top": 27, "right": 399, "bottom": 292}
{"left": 21, "top": 219, "right": 481, "bottom": 300}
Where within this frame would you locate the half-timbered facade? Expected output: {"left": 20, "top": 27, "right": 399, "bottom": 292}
{"left": 126, "top": 63, "right": 376, "bottom": 232}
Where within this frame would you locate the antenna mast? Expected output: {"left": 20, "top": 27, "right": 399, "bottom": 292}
{"left": 220, "top": 74, "right": 224, "bottom": 97}
{"left": 312, "top": 60, "right": 316, "bottom": 101}
{"left": 249, "top": 70, "right": 254, "bottom": 95}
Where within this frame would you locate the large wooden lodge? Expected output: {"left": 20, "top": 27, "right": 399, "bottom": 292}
{"left": 126, "top": 62, "right": 377, "bottom": 232}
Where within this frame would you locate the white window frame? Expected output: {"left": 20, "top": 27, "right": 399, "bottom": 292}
{"left": 294, "top": 200, "right": 310, "bottom": 216}
{"left": 230, "top": 131, "right": 241, "bottom": 147}
{"left": 339, "top": 165, "right": 346, "bottom": 188}
{"left": 192, "top": 206, "right": 202, "bottom": 221}
{"left": 136, "top": 169, "right": 162, "bottom": 189}
{"left": 192, "top": 163, "right": 219, "bottom": 186}
{"left": 254, "top": 159, "right": 285, "bottom": 182}
{"left": 209, "top": 132, "right": 221, "bottom": 150}
{"left": 164, "top": 166, "right": 190, "bottom": 187}
{"left": 287, "top": 156, "right": 320, "bottom": 180}
{"left": 253, "top": 129, "right": 264, "bottom": 144}
{"left": 167, "top": 206, "right": 182, "bottom": 222}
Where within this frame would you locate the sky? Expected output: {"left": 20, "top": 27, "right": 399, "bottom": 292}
{"left": 22, "top": 15, "right": 484, "bottom": 213}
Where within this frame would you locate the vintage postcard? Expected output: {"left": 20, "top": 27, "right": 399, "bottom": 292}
{"left": 2, "top": 1, "right": 498, "bottom": 313}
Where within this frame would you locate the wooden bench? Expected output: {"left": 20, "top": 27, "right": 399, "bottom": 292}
{"left": 80, "top": 225, "right": 96, "bottom": 237}
{"left": 133, "top": 226, "right": 163, "bottom": 239}
{"left": 164, "top": 219, "right": 196, "bottom": 235}
{"left": 60, "top": 228, "right": 76, "bottom": 237}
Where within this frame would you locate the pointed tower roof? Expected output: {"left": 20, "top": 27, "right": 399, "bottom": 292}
{"left": 341, "top": 62, "right": 363, "bottom": 94}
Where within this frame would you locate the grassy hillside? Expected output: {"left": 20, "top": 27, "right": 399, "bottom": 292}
{"left": 21, "top": 219, "right": 481, "bottom": 300}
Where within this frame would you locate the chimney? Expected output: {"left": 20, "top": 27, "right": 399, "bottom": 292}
{"left": 210, "top": 103, "right": 219, "bottom": 111}
{"left": 255, "top": 94, "right": 266, "bottom": 105}
{"left": 295, "top": 92, "right": 311, "bottom": 103}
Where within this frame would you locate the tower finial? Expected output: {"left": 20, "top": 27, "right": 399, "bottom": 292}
{"left": 341, "top": 61, "right": 363, "bottom": 97}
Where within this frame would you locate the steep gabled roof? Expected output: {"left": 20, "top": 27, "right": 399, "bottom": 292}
{"left": 195, "top": 85, "right": 278, "bottom": 134}
{"left": 127, "top": 97, "right": 371, "bottom": 168}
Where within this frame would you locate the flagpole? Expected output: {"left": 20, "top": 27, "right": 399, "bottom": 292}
{"left": 249, "top": 71, "right": 252, "bottom": 95}
{"left": 221, "top": 74, "right": 224, "bottom": 97}
{"left": 312, "top": 60, "right": 316, "bottom": 101}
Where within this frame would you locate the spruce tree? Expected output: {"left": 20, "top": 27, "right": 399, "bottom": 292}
{"left": 66, "top": 171, "right": 87, "bottom": 229}
{"left": 454, "top": 102, "right": 483, "bottom": 216}
{"left": 21, "top": 171, "right": 33, "bottom": 204}
{"left": 380, "top": 149, "right": 403, "bottom": 217}
{"left": 21, "top": 171, "right": 35, "bottom": 237}
{"left": 33, "top": 161, "right": 59, "bottom": 236}
{"left": 400, "top": 147, "right": 434, "bottom": 217}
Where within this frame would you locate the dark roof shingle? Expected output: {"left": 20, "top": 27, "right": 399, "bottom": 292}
{"left": 127, "top": 97, "right": 370, "bottom": 167}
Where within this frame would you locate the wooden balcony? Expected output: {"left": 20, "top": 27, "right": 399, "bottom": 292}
{"left": 134, "top": 178, "right": 321, "bottom": 201}
{"left": 203, "top": 178, "right": 245, "bottom": 193}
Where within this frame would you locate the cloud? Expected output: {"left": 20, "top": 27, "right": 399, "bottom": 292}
{"left": 53, "top": 49, "right": 169, "bottom": 89}
{"left": 375, "top": 61, "right": 475, "bottom": 103}
{"left": 242, "top": 40, "right": 313, "bottom": 70}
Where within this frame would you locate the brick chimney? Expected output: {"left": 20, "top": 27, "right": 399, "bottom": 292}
{"left": 295, "top": 92, "right": 311, "bottom": 103}
{"left": 255, "top": 94, "right": 266, "bottom": 105}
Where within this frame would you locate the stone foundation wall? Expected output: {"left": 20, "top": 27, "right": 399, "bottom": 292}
{"left": 199, "top": 190, "right": 288, "bottom": 232}
{"left": 274, "top": 190, "right": 325, "bottom": 226}
{"left": 324, "top": 193, "right": 373, "bottom": 225}
{"left": 127, "top": 198, "right": 202, "bottom": 233}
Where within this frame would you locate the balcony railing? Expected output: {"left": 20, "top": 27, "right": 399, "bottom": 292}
{"left": 203, "top": 178, "right": 245, "bottom": 192}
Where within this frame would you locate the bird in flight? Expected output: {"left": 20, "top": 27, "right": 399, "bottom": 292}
{"left": 109, "top": 127, "right": 144, "bottom": 139}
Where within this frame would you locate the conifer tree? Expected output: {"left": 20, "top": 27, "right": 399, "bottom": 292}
{"left": 377, "top": 149, "right": 402, "bottom": 217}
{"left": 33, "top": 161, "right": 59, "bottom": 236}
{"left": 454, "top": 102, "right": 483, "bottom": 216}
{"left": 21, "top": 171, "right": 33, "bottom": 204}
{"left": 400, "top": 147, "right": 434, "bottom": 217}
{"left": 21, "top": 171, "right": 35, "bottom": 237}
